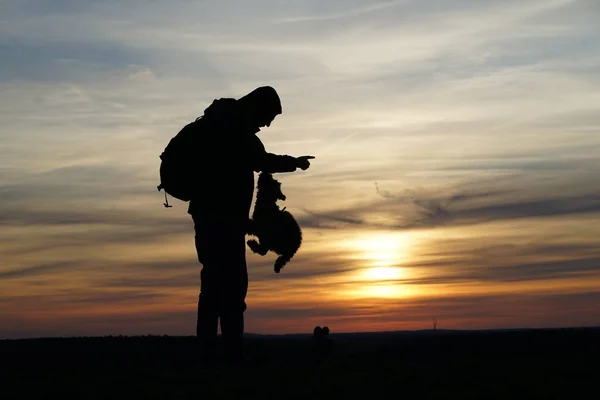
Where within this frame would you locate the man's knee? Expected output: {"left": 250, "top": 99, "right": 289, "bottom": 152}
{"left": 198, "top": 283, "right": 221, "bottom": 310}
{"left": 221, "top": 295, "right": 247, "bottom": 314}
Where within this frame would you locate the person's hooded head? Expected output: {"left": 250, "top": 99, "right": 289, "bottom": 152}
{"left": 237, "top": 86, "right": 282, "bottom": 132}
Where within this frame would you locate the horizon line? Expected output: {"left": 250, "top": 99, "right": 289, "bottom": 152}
{"left": 4, "top": 325, "right": 599, "bottom": 341}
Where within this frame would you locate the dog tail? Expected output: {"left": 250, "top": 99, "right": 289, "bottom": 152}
{"left": 274, "top": 254, "right": 293, "bottom": 273}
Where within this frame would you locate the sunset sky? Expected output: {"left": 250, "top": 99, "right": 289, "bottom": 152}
{"left": 1, "top": 0, "right": 600, "bottom": 339}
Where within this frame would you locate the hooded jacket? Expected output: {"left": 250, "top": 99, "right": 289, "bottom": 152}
{"left": 187, "top": 96, "right": 297, "bottom": 222}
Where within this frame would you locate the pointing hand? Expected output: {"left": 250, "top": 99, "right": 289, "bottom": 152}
{"left": 296, "top": 155, "right": 315, "bottom": 171}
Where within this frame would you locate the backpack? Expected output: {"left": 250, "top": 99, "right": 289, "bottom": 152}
{"left": 156, "top": 117, "right": 203, "bottom": 208}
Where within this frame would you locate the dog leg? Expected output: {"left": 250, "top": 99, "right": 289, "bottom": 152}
{"left": 274, "top": 254, "right": 292, "bottom": 273}
{"left": 247, "top": 239, "right": 269, "bottom": 256}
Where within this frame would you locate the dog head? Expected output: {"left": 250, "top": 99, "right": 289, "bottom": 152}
{"left": 257, "top": 172, "right": 286, "bottom": 201}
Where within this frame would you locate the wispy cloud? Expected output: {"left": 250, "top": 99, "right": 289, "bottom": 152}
{"left": 274, "top": 0, "right": 407, "bottom": 23}
{"left": 297, "top": 177, "right": 600, "bottom": 231}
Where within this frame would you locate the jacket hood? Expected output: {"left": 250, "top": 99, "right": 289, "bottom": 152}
{"left": 203, "top": 87, "right": 282, "bottom": 120}
{"left": 237, "top": 86, "right": 282, "bottom": 116}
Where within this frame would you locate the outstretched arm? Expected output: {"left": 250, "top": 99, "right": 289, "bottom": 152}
{"left": 249, "top": 135, "right": 314, "bottom": 173}
{"left": 258, "top": 152, "right": 298, "bottom": 173}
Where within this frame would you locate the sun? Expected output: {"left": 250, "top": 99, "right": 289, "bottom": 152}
{"left": 362, "top": 266, "right": 404, "bottom": 281}
{"left": 353, "top": 232, "right": 410, "bottom": 268}
{"left": 336, "top": 231, "right": 419, "bottom": 299}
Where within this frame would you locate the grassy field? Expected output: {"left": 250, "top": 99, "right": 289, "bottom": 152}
{"left": 1, "top": 327, "right": 598, "bottom": 399}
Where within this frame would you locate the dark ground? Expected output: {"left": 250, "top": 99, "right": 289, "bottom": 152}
{"left": 1, "top": 327, "right": 598, "bottom": 399}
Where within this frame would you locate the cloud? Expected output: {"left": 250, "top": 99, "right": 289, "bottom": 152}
{"left": 0, "top": 261, "right": 77, "bottom": 279}
{"left": 384, "top": 256, "right": 600, "bottom": 285}
{"left": 298, "top": 177, "right": 600, "bottom": 231}
{"left": 62, "top": 291, "right": 168, "bottom": 305}
{"left": 274, "top": 0, "right": 407, "bottom": 23}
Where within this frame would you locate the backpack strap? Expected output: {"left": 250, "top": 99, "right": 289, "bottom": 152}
{"left": 156, "top": 184, "right": 172, "bottom": 208}
{"left": 163, "top": 191, "right": 172, "bottom": 208}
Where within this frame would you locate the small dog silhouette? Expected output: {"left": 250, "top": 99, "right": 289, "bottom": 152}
{"left": 312, "top": 326, "right": 334, "bottom": 359}
{"left": 247, "top": 172, "right": 302, "bottom": 273}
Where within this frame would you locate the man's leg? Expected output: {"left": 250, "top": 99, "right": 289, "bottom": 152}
{"left": 193, "top": 216, "right": 220, "bottom": 360}
{"left": 219, "top": 222, "right": 249, "bottom": 362}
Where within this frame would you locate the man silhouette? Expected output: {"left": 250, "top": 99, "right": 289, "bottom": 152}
{"left": 189, "top": 86, "right": 314, "bottom": 362}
